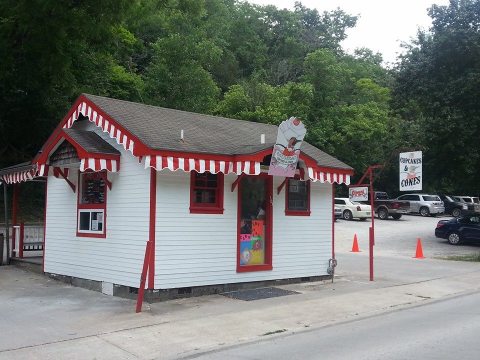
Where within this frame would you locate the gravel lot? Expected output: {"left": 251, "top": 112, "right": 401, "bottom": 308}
{"left": 335, "top": 214, "right": 480, "bottom": 258}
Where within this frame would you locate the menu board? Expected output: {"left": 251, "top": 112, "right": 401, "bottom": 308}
{"left": 81, "top": 173, "right": 106, "bottom": 204}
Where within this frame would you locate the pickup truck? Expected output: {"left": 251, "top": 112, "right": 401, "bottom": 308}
{"left": 369, "top": 191, "right": 410, "bottom": 220}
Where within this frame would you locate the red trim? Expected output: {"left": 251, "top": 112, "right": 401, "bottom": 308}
{"left": 285, "top": 179, "right": 311, "bottom": 216}
{"left": 43, "top": 179, "right": 47, "bottom": 272}
{"left": 231, "top": 174, "right": 244, "bottom": 192}
{"left": 76, "top": 172, "right": 107, "bottom": 238}
{"left": 19, "top": 222, "right": 24, "bottom": 259}
{"left": 236, "top": 173, "right": 273, "bottom": 272}
{"left": 136, "top": 240, "right": 153, "bottom": 312}
{"left": 148, "top": 168, "right": 156, "bottom": 289}
{"left": 316, "top": 166, "right": 354, "bottom": 176}
{"left": 189, "top": 171, "right": 224, "bottom": 214}
{"left": 276, "top": 178, "right": 287, "bottom": 195}
{"left": 33, "top": 95, "right": 149, "bottom": 164}
{"left": 55, "top": 168, "right": 76, "bottom": 192}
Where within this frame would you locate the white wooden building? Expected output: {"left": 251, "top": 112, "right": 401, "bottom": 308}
{"left": 0, "top": 94, "right": 353, "bottom": 294}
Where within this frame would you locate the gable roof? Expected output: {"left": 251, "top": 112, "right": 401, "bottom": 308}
{"left": 63, "top": 129, "right": 120, "bottom": 156}
{"left": 83, "top": 94, "right": 352, "bottom": 171}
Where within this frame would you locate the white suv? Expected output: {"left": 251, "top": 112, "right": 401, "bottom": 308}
{"left": 395, "top": 194, "right": 445, "bottom": 217}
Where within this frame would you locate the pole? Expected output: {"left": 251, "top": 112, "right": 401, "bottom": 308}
{"left": 12, "top": 183, "right": 18, "bottom": 255}
{"left": 136, "top": 240, "right": 152, "bottom": 313}
{"left": 369, "top": 167, "right": 375, "bottom": 281}
{"left": 3, "top": 183, "right": 10, "bottom": 265}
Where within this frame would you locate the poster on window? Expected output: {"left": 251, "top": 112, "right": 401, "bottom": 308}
{"left": 268, "top": 117, "right": 307, "bottom": 177}
{"left": 399, "top": 151, "right": 422, "bottom": 191}
{"left": 239, "top": 220, "right": 265, "bottom": 266}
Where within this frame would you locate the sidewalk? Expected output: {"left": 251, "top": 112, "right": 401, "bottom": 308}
{"left": 1, "top": 254, "right": 479, "bottom": 360}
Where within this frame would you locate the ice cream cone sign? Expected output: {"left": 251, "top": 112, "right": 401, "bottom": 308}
{"left": 268, "top": 117, "right": 307, "bottom": 177}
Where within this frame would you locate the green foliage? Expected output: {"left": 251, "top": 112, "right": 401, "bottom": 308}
{"left": 393, "top": 0, "right": 480, "bottom": 194}
{"left": 0, "top": 0, "right": 419, "bottom": 196}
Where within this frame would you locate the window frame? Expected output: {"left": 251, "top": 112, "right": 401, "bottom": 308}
{"left": 285, "top": 178, "right": 311, "bottom": 216}
{"left": 189, "top": 171, "right": 224, "bottom": 214}
{"left": 76, "top": 171, "right": 107, "bottom": 238}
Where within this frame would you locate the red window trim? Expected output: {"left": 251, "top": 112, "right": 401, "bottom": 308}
{"left": 76, "top": 171, "right": 107, "bottom": 238}
{"left": 189, "top": 171, "right": 224, "bottom": 214}
{"left": 285, "top": 178, "right": 311, "bottom": 216}
{"left": 236, "top": 173, "right": 273, "bottom": 273}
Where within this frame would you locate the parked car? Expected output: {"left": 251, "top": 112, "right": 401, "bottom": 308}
{"left": 334, "top": 198, "right": 371, "bottom": 221}
{"left": 395, "top": 194, "right": 445, "bottom": 217}
{"left": 369, "top": 191, "right": 410, "bottom": 220}
{"left": 438, "top": 194, "right": 468, "bottom": 218}
{"left": 435, "top": 214, "right": 480, "bottom": 245}
{"left": 452, "top": 196, "right": 480, "bottom": 214}
{"left": 334, "top": 207, "right": 342, "bottom": 221}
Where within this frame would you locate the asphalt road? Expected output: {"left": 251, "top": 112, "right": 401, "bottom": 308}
{"left": 191, "top": 290, "right": 480, "bottom": 360}
{"left": 334, "top": 214, "right": 480, "bottom": 258}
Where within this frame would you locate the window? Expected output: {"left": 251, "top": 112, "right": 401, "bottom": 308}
{"left": 77, "top": 171, "right": 107, "bottom": 237}
{"left": 399, "top": 195, "right": 419, "bottom": 201}
{"left": 286, "top": 179, "right": 310, "bottom": 216}
{"left": 335, "top": 199, "right": 346, "bottom": 205}
{"left": 190, "top": 171, "right": 224, "bottom": 214}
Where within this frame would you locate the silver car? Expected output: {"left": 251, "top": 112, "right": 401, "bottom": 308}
{"left": 395, "top": 194, "right": 445, "bottom": 217}
{"left": 453, "top": 196, "right": 480, "bottom": 213}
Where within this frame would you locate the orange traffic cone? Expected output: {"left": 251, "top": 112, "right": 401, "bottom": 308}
{"left": 351, "top": 234, "right": 361, "bottom": 252}
{"left": 413, "top": 238, "right": 425, "bottom": 259}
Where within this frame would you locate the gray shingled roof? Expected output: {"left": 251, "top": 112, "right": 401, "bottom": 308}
{"left": 63, "top": 129, "right": 120, "bottom": 156}
{"left": 84, "top": 94, "right": 352, "bottom": 170}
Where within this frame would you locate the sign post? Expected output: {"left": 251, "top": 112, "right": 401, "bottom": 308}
{"left": 354, "top": 165, "right": 383, "bottom": 281}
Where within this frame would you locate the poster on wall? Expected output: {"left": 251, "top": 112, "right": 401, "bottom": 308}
{"left": 399, "top": 151, "right": 422, "bottom": 191}
{"left": 268, "top": 117, "right": 307, "bottom": 177}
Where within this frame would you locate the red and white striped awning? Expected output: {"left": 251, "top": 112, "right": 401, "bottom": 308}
{"left": 0, "top": 169, "right": 36, "bottom": 184}
{"left": 80, "top": 158, "right": 119, "bottom": 172}
{"left": 63, "top": 101, "right": 136, "bottom": 155}
{"left": 144, "top": 155, "right": 261, "bottom": 175}
{"left": 143, "top": 155, "right": 350, "bottom": 184}
{"left": 307, "top": 167, "right": 351, "bottom": 185}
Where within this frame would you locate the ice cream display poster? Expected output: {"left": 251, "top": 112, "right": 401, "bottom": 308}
{"left": 239, "top": 220, "right": 265, "bottom": 266}
{"left": 399, "top": 151, "right": 422, "bottom": 191}
{"left": 268, "top": 117, "right": 307, "bottom": 177}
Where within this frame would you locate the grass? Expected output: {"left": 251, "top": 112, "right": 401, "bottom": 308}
{"left": 439, "top": 253, "right": 480, "bottom": 262}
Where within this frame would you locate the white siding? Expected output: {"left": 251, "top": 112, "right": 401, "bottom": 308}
{"left": 155, "top": 172, "right": 332, "bottom": 289}
{"left": 44, "top": 122, "right": 150, "bottom": 287}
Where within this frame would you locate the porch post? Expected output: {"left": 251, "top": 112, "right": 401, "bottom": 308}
{"left": 3, "top": 183, "right": 10, "bottom": 265}
{"left": 12, "top": 183, "right": 19, "bottom": 255}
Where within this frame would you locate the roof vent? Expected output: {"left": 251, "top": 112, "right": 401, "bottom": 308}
{"left": 261, "top": 134, "right": 265, "bottom": 144}
{"left": 180, "top": 129, "right": 184, "bottom": 142}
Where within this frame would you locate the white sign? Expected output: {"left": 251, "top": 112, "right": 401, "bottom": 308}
{"left": 349, "top": 186, "right": 369, "bottom": 202}
{"left": 399, "top": 151, "right": 422, "bottom": 191}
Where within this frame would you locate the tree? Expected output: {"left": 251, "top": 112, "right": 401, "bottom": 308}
{"left": 0, "top": 0, "right": 136, "bottom": 167}
{"left": 393, "top": 0, "right": 480, "bottom": 193}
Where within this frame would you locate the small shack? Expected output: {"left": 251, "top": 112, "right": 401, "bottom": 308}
{"left": 0, "top": 94, "right": 353, "bottom": 296}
